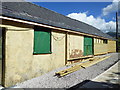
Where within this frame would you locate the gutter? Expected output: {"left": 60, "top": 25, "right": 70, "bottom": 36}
{"left": 0, "top": 15, "right": 115, "bottom": 41}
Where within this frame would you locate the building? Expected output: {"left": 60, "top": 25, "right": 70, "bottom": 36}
{"left": 0, "top": 1, "right": 116, "bottom": 87}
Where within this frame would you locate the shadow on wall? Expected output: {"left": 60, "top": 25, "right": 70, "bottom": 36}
{"left": 67, "top": 80, "right": 120, "bottom": 90}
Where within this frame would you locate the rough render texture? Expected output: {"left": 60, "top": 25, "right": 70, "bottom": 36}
{"left": 94, "top": 43, "right": 108, "bottom": 55}
{"left": 94, "top": 38, "right": 116, "bottom": 55}
{"left": 4, "top": 25, "right": 66, "bottom": 87}
{"left": 67, "top": 34, "right": 84, "bottom": 60}
{"left": 108, "top": 40, "right": 116, "bottom": 53}
{"left": 0, "top": 23, "right": 116, "bottom": 87}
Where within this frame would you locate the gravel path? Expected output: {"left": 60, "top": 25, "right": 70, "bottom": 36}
{"left": 11, "top": 53, "right": 119, "bottom": 89}
{"left": 79, "top": 61, "right": 120, "bottom": 88}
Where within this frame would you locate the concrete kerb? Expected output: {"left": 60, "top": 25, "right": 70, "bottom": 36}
{"left": 80, "top": 60, "right": 120, "bottom": 88}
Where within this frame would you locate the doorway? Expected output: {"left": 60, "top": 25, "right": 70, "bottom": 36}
{"left": 0, "top": 27, "right": 5, "bottom": 85}
{"left": 84, "top": 36, "right": 93, "bottom": 56}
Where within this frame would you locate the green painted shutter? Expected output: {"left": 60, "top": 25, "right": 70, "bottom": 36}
{"left": 84, "top": 37, "right": 93, "bottom": 56}
{"left": 34, "top": 30, "right": 51, "bottom": 54}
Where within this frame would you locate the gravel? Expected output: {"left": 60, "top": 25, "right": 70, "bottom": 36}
{"left": 9, "top": 53, "right": 119, "bottom": 89}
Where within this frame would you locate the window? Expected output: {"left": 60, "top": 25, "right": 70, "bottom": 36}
{"left": 33, "top": 27, "right": 51, "bottom": 54}
{"left": 103, "top": 39, "right": 108, "bottom": 44}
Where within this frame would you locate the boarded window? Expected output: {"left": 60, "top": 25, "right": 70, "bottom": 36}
{"left": 34, "top": 27, "right": 51, "bottom": 54}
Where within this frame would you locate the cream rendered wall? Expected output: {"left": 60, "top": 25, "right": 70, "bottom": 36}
{"left": 94, "top": 38, "right": 108, "bottom": 55}
{"left": 2, "top": 23, "right": 116, "bottom": 87}
{"left": 5, "top": 29, "right": 34, "bottom": 87}
{"left": 2, "top": 24, "right": 66, "bottom": 87}
{"left": 67, "top": 33, "right": 84, "bottom": 60}
{"left": 108, "top": 40, "right": 116, "bottom": 52}
{"left": 33, "top": 31, "right": 66, "bottom": 74}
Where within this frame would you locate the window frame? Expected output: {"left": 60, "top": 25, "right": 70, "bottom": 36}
{"left": 33, "top": 26, "right": 52, "bottom": 54}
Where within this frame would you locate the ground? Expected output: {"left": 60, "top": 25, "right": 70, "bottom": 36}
{"left": 2, "top": 53, "right": 119, "bottom": 89}
{"left": 69, "top": 60, "right": 120, "bottom": 89}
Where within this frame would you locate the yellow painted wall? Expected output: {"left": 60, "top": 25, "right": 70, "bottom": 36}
{"left": 94, "top": 38, "right": 116, "bottom": 55}
{"left": 108, "top": 40, "right": 116, "bottom": 52}
{"left": 67, "top": 33, "right": 84, "bottom": 60}
{"left": 5, "top": 29, "right": 34, "bottom": 87}
{"left": 94, "top": 38, "right": 108, "bottom": 55}
{"left": 1, "top": 24, "right": 66, "bottom": 87}
{"left": 0, "top": 22, "right": 116, "bottom": 87}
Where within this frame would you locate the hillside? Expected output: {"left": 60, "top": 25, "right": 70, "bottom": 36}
{"left": 107, "top": 32, "right": 120, "bottom": 38}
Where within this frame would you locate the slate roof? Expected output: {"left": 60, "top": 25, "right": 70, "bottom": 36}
{"left": 0, "top": 1, "right": 115, "bottom": 40}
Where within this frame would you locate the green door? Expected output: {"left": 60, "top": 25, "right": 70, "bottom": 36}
{"left": 84, "top": 37, "right": 93, "bottom": 56}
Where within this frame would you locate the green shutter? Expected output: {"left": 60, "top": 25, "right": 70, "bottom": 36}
{"left": 84, "top": 37, "right": 93, "bottom": 56}
{"left": 34, "top": 29, "right": 51, "bottom": 54}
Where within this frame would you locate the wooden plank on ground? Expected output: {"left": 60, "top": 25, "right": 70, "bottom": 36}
{"left": 55, "top": 56, "right": 111, "bottom": 77}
